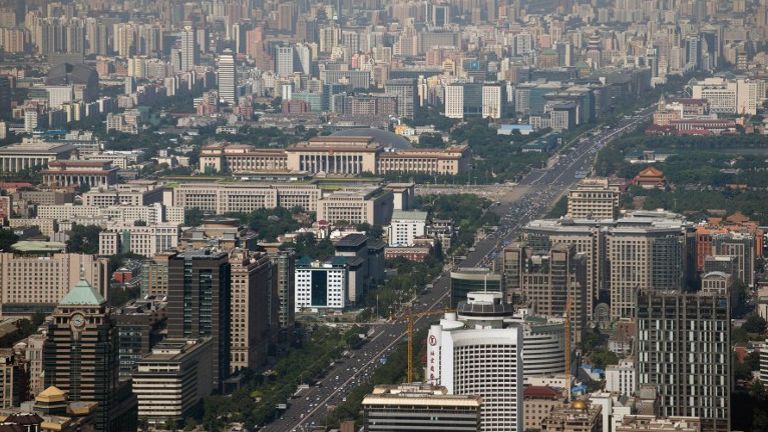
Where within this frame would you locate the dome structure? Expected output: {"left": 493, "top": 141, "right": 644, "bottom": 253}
{"left": 330, "top": 128, "right": 412, "bottom": 149}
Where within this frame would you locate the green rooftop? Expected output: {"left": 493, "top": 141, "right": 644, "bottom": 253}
{"left": 11, "top": 241, "right": 67, "bottom": 254}
{"left": 59, "top": 279, "right": 106, "bottom": 306}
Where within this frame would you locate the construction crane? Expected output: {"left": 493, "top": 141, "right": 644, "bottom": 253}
{"left": 404, "top": 307, "right": 455, "bottom": 383}
{"left": 564, "top": 294, "right": 572, "bottom": 402}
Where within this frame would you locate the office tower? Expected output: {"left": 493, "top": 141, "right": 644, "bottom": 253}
{"left": 481, "top": 84, "right": 505, "bottom": 119}
{"left": 0, "top": 76, "right": 11, "bottom": 120}
{"left": 180, "top": 26, "right": 197, "bottom": 72}
{"left": 387, "top": 210, "right": 427, "bottom": 247}
{"left": 567, "top": 178, "right": 621, "bottom": 219}
{"left": 114, "top": 298, "right": 167, "bottom": 382}
{"left": 384, "top": 78, "right": 418, "bottom": 119}
{"left": 605, "top": 223, "right": 687, "bottom": 319}
{"left": 229, "top": 249, "right": 274, "bottom": 373}
{"left": 43, "top": 278, "right": 134, "bottom": 432}
{"left": 503, "top": 243, "right": 587, "bottom": 342}
{"left": 444, "top": 83, "right": 465, "bottom": 118}
{"left": 132, "top": 338, "right": 213, "bottom": 426}
{"left": 270, "top": 249, "right": 296, "bottom": 329}
{"left": 275, "top": 45, "right": 295, "bottom": 77}
{"left": 428, "top": 292, "right": 523, "bottom": 432}
{"left": 294, "top": 256, "right": 349, "bottom": 312}
{"left": 294, "top": 42, "right": 312, "bottom": 75}
{"left": 635, "top": 289, "right": 730, "bottom": 432}
{"left": 711, "top": 232, "right": 755, "bottom": 287}
{"left": 362, "top": 384, "right": 482, "bottom": 431}
{"left": 217, "top": 50, "right": 237, "bottom": 105}
{"left": 167, "top": 250, "right": 231, "bottom": 389}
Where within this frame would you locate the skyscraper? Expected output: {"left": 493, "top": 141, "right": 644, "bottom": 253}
{"left": 180, "top": 26, "right": 198, "bottom": 72}
{"left": 44, "top": 278, "right": 136, "bottom": 432}
{"left": 270, "top": 249, "right": 296, "bottom": 329}
{"left": 384, "top": 78, "right": 418, "bottom": 119}
{"left": 228, "top": 248, "right": 273, "bottom": 373}
{"left": 167, "top": 250, "right": 231, "bottom": 389}
{"left": 275, "top": 45, "right": 295, "bottom": 77}
{"left": 217, "top": 49, "right": 237, "bottom": 105}
{"left": 0, "top": 76, "right": 11, "bottom": 120}
{"left": 635, "top": 289, "right": 730, "bottom": 432}
{"left": 428, "top": 292, "right": 523, "bottom": 432}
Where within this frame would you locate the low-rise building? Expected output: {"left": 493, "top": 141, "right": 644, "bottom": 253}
{"left": 387, "top": 210, "right": 428, "bottom": 247}
{"left": 605, "top": 359, "right": 636, "bottom": 397}
{"left": 524, "top": 386, "right": 566, "bottom": 431}
{"left": 41, "top": 160, "right": 119, "bottom": 188}
{"left": 541, "top": 401, "right": 602, "bottom": 432}
{"left": 317, "top": 187, "right": 394, "bottom": 226}
{"left": 615, "top": 415, "right": 702, "bottom": 432}
{"left": 362, "top": 384, "right": 482, "bottom": 432}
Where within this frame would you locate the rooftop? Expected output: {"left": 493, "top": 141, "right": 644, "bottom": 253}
{"left": 59, "top": 279, "right": 105, "bottom": 306}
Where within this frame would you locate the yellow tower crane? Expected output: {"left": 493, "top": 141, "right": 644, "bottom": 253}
{"left": 404, "top": 308, "right": 455, "bottom": 383}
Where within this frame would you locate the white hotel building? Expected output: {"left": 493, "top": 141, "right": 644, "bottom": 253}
{"left": 428, "top": 292, "right": 524, "bottom": 432}
{"left": 294, "top": 256, "right": 348, "bottom": 312}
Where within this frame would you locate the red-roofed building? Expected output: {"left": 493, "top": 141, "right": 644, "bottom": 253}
{"left": 632, "top": 166, "right": 667, "bottom": 190}
{"left": 524, "top": 385, "right": 566, "bottom": 431}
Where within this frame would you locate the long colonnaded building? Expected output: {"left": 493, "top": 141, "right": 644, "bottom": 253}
{"left": 199, "top": 133, "right": 470, "bottom": 176}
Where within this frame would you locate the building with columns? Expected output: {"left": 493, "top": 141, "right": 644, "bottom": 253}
{"left": 41, "top": 160, "right": 119, "bottom": 188}
{"left": 0, "top": 140, "right": 74, "bottom": 173}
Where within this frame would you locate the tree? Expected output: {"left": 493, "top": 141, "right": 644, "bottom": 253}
{"left": 184, "top": 208, "right": 205, "bottom": 226}
{"left": 742, "top": 313, "right": 767, "bottom": 334}
{"left": 0, "top": 228, "right": 19, "bottom": 251}
{"left": 66, "top": 225, "right": 102, "bottom": 254}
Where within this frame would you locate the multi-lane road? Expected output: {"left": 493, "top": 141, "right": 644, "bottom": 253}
{"left": 262, "top": 107, "right": 653, "bottom": 432}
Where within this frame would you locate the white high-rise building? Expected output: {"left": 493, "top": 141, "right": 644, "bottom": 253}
{"left": 444, "top": 84, "right": 464, "bottom": 119}
{"left": 482, "top": 84, "right": 504, "bottom": 119}
{"left": 428, "top": 292, "right": 524, "bottom": 432}
{"left": 217, "top": 50, "right": 237, "bottom": 105}
{"left": 180, "top": 26, "right": 198, "bottom": 72}
{"left": 605, "top": 359, "right": 636, "bottom": 397}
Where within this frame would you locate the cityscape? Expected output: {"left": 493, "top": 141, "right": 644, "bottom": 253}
{"left": 0, "top": 0, "right": 767, "bottom": 431}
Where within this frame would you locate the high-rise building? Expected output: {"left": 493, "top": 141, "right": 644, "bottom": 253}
{"left": 132, "top": 338, "right": 213, "bottom": 426}
{"left": 502, "top": 243, "right": 588, "bottom": 342}
{"left": 295, "top": 256, "right": 348, "bottom": 312}
{"left": 481, "top": 84, "right": 506, "bottom": 119}
{"left": 387, "top": 210, "right": 428, "bottom": 247}
{"left": 167, "top": 250, "right": 231, "bottom": 389}
{"left": 635, "top": 289, "right": 730, "bottom": 432}
{"left": 0, "top": 76, "right": 11, "bottom": 120}
{"left": 229, "top": 249, "right": 274, "bottom": 373}
{"left": 428, "top": 292, "right": 523, "bottom": 432}
{"left": 269, "top": 249, "right": 296, "bottom": 329}
{"left": 0, "top": 348, "right": 29, "bottom": 408}
{"left": 449, "top": 267, "right": 502, "bottom": 307}
{"left": 180, "top": 26, "right": 198, "bottom": 72}
{"left": 217, "top": 50, "right": 237, "bottom": 105}
{"left": 275, "top": 46, "right": 295, "bottom": 77}
{"left": 43, "top": 278, "right": 136, "bottom": 432}
{"left": 362, "top": 384, "right": 482, "bottom": 431}
{"left": 567, "top": 178, "right": 621, "bottom": 220}
{"left": 711, "top": 232, "right": 755, "bottom": 287}
{"left": 760, "top": 339, "right": 768, "bottom": 385}
{"left": 384, "top": 78, "right": 418, "bottom": 119}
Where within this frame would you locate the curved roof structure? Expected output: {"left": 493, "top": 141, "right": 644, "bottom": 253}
{"left": 45, "top": 63, "right": 99, "bottom": 87}
{"left": 331, "top": 128, "right": 412, "bottom": 149}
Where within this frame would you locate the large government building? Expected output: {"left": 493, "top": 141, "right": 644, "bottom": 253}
{"left": 199, "top": 131, "right": 470, "bottom": 176}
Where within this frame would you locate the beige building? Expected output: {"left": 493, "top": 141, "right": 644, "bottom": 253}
{"left": 199, "top": 137, "right": 469, "bottom": 176}
{"left": 37, "top": 203, "right": 184, "bottom": 225}
{"left": 541, "top": 401, "right": 602, "bottom": 432}
{"left": 229, "top": 249, "right": 275, "bottom": 373}
{"left": 0, "top": 252, "right": 109, "bottom": 317}
{"left": 24, "top": 333, "right": 46, "bottom": 397}
{"left": 378, "top": 145, "right": 469, "bottom": 176}
{"left": 286, "top": 136, "right": 380, "bottom": 175}
{"left": 83, "top": 180, "right": 165, "bottom": 207}
{"left": 615, "top": 415, "right": 702, "bottom": 432}
{"left": 132, "top": 338, "right": 214, "bottom": 425}
{"left": 170, "top": 182, "right": 321, "bottom": 213}
{"left": 7, "top": 218, "right": 56, "bottom": 238}
{"left": 41, "top": 160, "right": 119, "bottom": 188}
{"left": 316, "top": 186, "right": 394, "bottom": 225}
{"left": 0, "top": 139, "right": 74, "bottom": 173}
{"left": 567, "top": 178, "right": 621, "bottom": 220}
{"left": 524, "top": 386, "right": 567, "bottom": 431}
{"left": 98, "top": 223, "right": 180, "bottom": 257}
{"left": 199, "top": 143, "right": 288, "bottom": 173}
